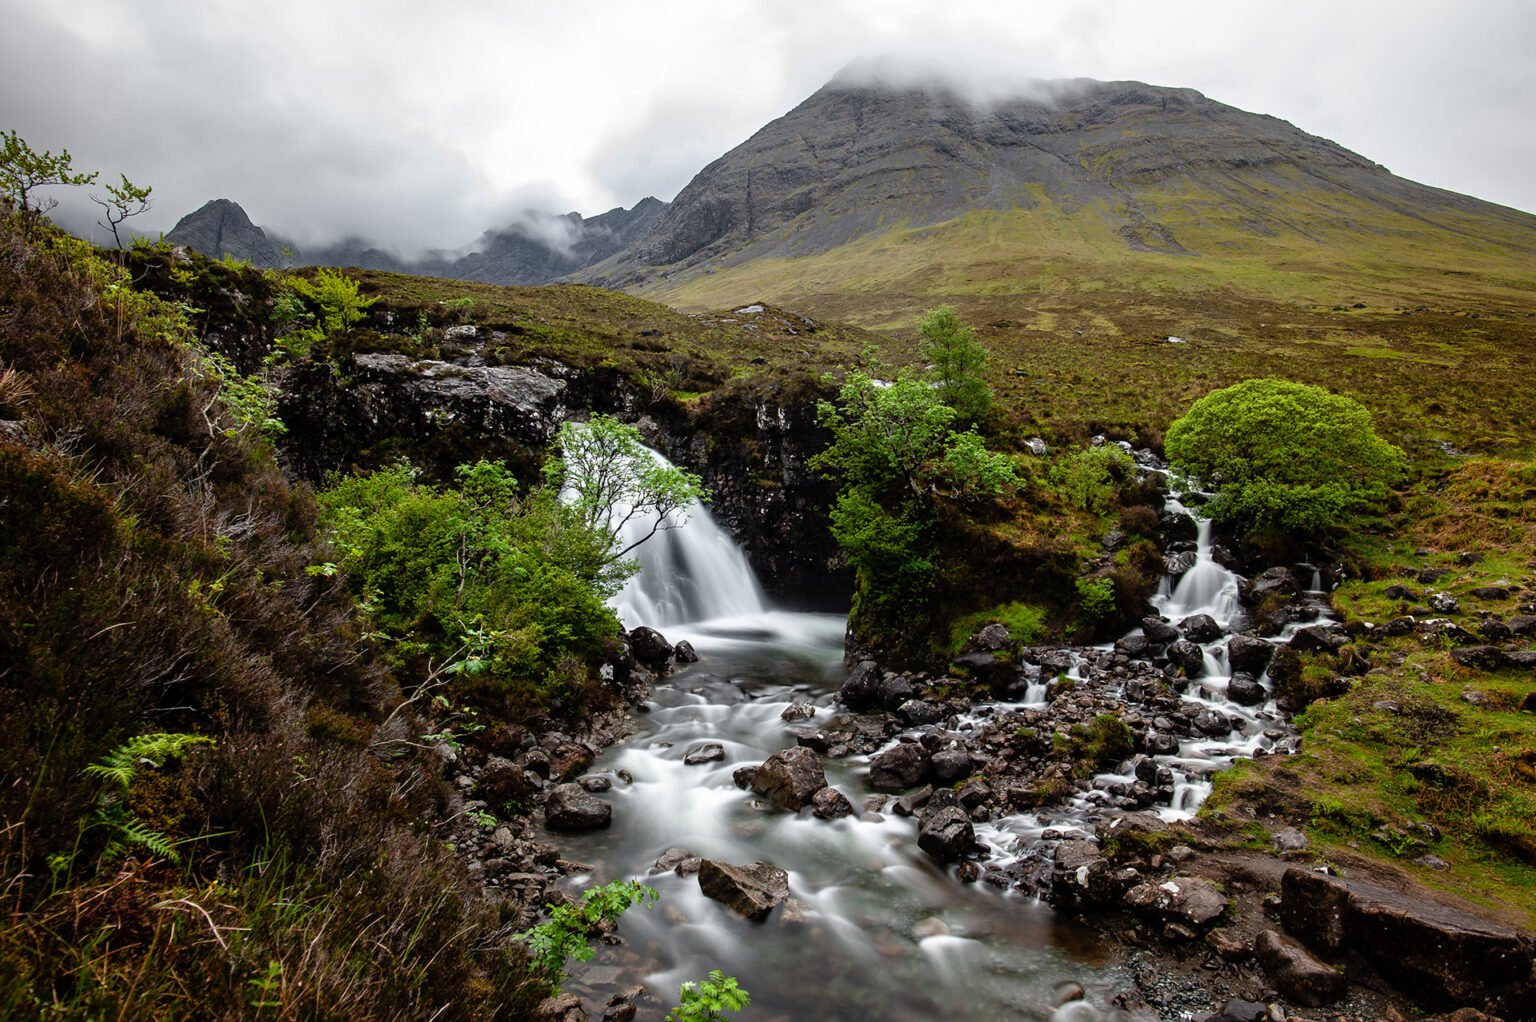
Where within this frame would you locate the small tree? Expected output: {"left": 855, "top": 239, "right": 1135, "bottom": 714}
{"left": 549, "top": 415, "right": 707, "bottom": 563}
{"left": 286, "top": 268, "right": 377, "bottom": 338}
{"left": 91, "top": 173, "right": 153, "bottom": 249}
{"left": 1165, "top": 378, "right": 1405, "bottom": 536}
{"left": 918, "top": 305, "right": 993, "bottom": 426}
{"left": 0, "top": 129, "right": 97, "bottom": 215}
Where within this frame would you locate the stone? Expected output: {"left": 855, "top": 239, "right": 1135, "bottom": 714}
{"left": 1255, "top": 929, "right": 1346, "bottom": 1007}
{"left": 1193, "top": 708, "right": 1232, "bottom": 736}
{"left": 1244, "top": 566, "right": 1300, "bottom": 604}
{"left": 1181, "top": 613, "right": 1224, "bottom": 643}
{"left": 683, "top": 742, "right": 725, "bottom": 766}
{"left": 1143, "top": 616, "right": 1181, "bottom": 644}
{"left": 649, "top": 847, "right": 696, "bottom": 874}
{"left": 578, "top": 775, "right": 612, "bottom": 793}
{"left": 868, "top": 742, "right": 931, "bottom": 792}
{"left": 1469, "top": 586, "right": 1511, "bottom": 601}
{"left": 547, "top": 742, "right": 594, "bottom": 783}
{"left": 968, "top": 622, "right": 1013, "bottom": 652}
{"left": 918, "top": 806, "right": 976, "bottom": 863}
{"left": 1160, "top": 509, "right": 1198, "bottom": 542}
{"left": 1450, "top": 646, "right": 1509, "bottom": 671}
{"left": 838, "top": 659, "right": 883, "bottom": 709}
{"left": 897, "top": 699, "right": 945, "bottom": 726}
{"left": 1280, "top": 866, "right": 1536, "bottom": 1009}
{"left": 1051, "top": 839, "right": 1123, "bottom": 908}
{"left": 1429, "top": 592, "right": 1460, "bottom": 613}
{"left": 1227, "top": 672, "right": 1267, "bottom": 706}
{"left": 697, "top": 860, "right": 790, "bottom": 921}
{"left": 1271, "top": 826, "right": 1309, "bottom": 853}
{"left": 543, "top": 783, "right": 611, "bottom": 832}
{"left": 628, "top": 626, "right": 675, "bottom": 666}
{"left": 732, "top": 764, "right": 759, "bottom": 789}
{"left": 750, "top": 746, "right": 828, "bottom": 811}
{"left": 534, "top": 993, "right": 587, "bottom": 1022}
{"left": 911, "top": 916, "right": 951, "bottom": 939}
{"left": 1207, "top": 928, "right": 1252, "bottom": 961}
{"left": 810, "top": 786, "right": 854, "bottom": 819}
{"left": 1227, "top": 634, "right": 1275, "bottom": 675}
{"left": 1167, "top": 640, "right": 1207, "bottom": 676}
{"left": 1290, "top": 624, "right": 1348, "bottom": 653}
{"left": 876, "top": 672, "right": 915, "bottom": 709}
{"left": 1123, "top": 875, "right": 1227, "bottom": 929}
{"left": 780, "top": 701, "right": 816, "bottom": 722}
{"left": 950, "top": 651, "right": 1014, "bottom": 690}
{"left": 672, "top": 639, "right": 699, "bottom": 663}
{"left": 929, "top": 749, "right": 972, "bottom": 782}
{"left": 892, "top": 785, "right": 933, "bottom": 816}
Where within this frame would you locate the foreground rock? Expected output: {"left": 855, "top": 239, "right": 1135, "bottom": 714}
{"left": 698, "top": 859, "right": 790, "bottom": 921}
{"left": 1255, "top": 929, "right": 1346, "bottom": 1007}
{"left": 750, "top": 746, "right": 828, "bottom": 811}
{"left": 1124, "top": 875, "right": 1227, "bottom": 932}
{"left": 917, "top": 806, "right": 975, "bottom": 863}
{"left": 1280, "top": 867, "right": 1536, "bottom": 1015}
{"left": 543, "top": 783, "right": 612, "bottom": 831}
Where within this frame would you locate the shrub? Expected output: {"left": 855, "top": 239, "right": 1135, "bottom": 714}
{"left": 669, "top": 970, "right": 751, "bottom": 1022}
{"left": 1049, "top": 444, "right": 1135, "bottom": 513}
{"left": 918, "top": 305, "right": 993, "bottom": 426}
{"left": 515, "top": 881, "right": 657, "bottom": 993}
{"left": 1165, "top": 378, "right": 1405, "bottom": 537}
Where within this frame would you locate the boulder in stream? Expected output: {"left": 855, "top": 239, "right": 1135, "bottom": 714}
{"left": 1167, "top": 639, "right": 1206, "bottom": 676}
{"left": 868, "top": 741, "right": 931, "bottom": 792}
{"left": 628, "top": 626, "right": 675, "bottom": 666}
{"left": 918, "top": 806, "right": 975, "bottom": 863}
{"left": 543, "top": 783, "right": 612, "bottom": 831}
{"left": 838, "top": 659, "right": 882, "bottom": 709}
{"left": 1123, "top": 875, "right": 1227, "bottom": 930}
{"left": 1226, "top": 634, "right": 1274, "bottom": 675}
{"left": 750, "top": 746, "right": 828, "bottom": 811}
{"left": 698, "top": 859, "right": 790, "bottom": 921}
{"left": 1180, "top": 613, "right": 1224, "bottom": 643}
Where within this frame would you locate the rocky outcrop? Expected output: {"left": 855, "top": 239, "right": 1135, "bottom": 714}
{"left": 166, "top": 198, "right": 282, "bottom": 267}
{"left": 1254, "top": 929, "right": 1346, "bottom": 1008}
{"left": 1279, "top": 867, "right": 1536, "bottom": 1016}
{"left": 698, "top": 859, "right": 790, "bottom": 921}
{"left": 543, "top": 783, "right": 612, "bottom": 832}
{"left": 751, "top": 746, "right": 828, "bottom": 811}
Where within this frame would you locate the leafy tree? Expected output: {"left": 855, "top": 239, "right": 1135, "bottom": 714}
{"left": 0, "top": 128, "right": 97, "bottom": 215}
{"left": 668, "top": 970, "right": 751, "bottom": 1022}
{"left": 918, "top": 305, "right": 993, "bottom": 425}
{"left": 91, "top": 174, "right": 152, "bottom": 249}
{"left": 286, "top": 268, "right": 376, "bottom": 338}
{"left": 1050, "top": 444, "right": 1135, "bottom": 513}
{"left": 549, "top": 415, "right": 707, "bottom": 563}
{"left": 1165, "top": 378, "right": 1405, "bottom": 536}
{"left": 813, "top": 367, "right": 1017, "bottom": 627}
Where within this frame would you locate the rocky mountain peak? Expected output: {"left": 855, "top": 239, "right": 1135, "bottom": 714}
{"left": 165, "top": 198, "right": 282, "bottom": 267}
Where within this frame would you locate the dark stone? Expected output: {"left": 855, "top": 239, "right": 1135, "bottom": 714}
{"left": 1384, "top": 584, "right": 1419, "bottom": 600}
{"left": 967, "top": 622, "right": 1013, "bottom": 652}
{"left": 750, "top": 746, "right": 828, "bottom": 811}
{"left": 1469, "top": 586, "right": 1511, "bottom": 601}
{"left": 1180, "top": 613, "right": 1223, "bottom": 643}
{"left": 1507, "top": 615, "right": 1536, "bottom": 636}
{"left": 1226, "top": 634, "right": 1275, "bottom": 675}
{"left": 1419, "top": 566, "right": 1451, "bottom": 584}
{"left": 838, "top": 660, "right": 882, "bottom": 710}
{"left": 1115, "top": 634, "right": 1150, "bottom": 658}
{"left": 1227, "top": 672, "right": 1267, "bottom": 706}
{"left": 732, "top": 764, "right": 759, "bottom": 789}
{"left": 810, "top": 786, "right": 854, "bottom": 819}
{"left": 698, "top": 860, "right": 790, "bottom": 921}
{"left": 876, "top": 672, "right": 915, "bottom": 710}
{"left": 1280, "top": 866, "right": 1536, "bottom": 1010}
{"left": 1167, "top": 640, "right": 1206, "bottom": 676}
{"left": 578, "top": 775, "right": 612, "bottom": 793}
{"left": 918, "top": 806, "right": 975, "bottom": 863}
{"left": 929, "top": 749, "right": 972, "bottom": 782}
{"left": 950, "top": 651, "right": 1014, "bottom": 691}
{"left": 1243, "top": 566, "right": 1300, "bottom": 604}
{"left": 1123, "top": 875, "right": 1227, "bottom": 929}
{"left": 1255, "top": 929, "right": 1346, "bottom": 1007}
{"left": 780, "top": 701, "right": 816, "bottom": 722}
{"left": 649, "top": 847, "right": 696, "bottom": 874}
{"left": 1208, "top": 999, "right": 1268, "bottom": 1022}
{"left": 1290, "top": 624, "right": 1348, "bottom": 653}
{"left": 897, "top": 699, "right": 945, "bottom": 726}
{"left": 1051, "top": 839, "right": 1122, "bottom": 908}
{"left": 892, "top": 785, "right": 933, "bottom": 816}
{"left": 1481, "top": 620, "right": 1514, "bottom": 643}
{"left": 628, "top": 626, "right": 675, "bottom": 666}
{"left": 1142, "top": 616, "right": 1181, "bottom": 644}
{"left": 673, "top": 639, "right": 699, "bottom": 663}
{"left": 869, "top": 742, "right": 931, "bottom": 792}
{"left": 546, "top": 742, "right": 595, "bottom": 783}
{"left": 683, "top": 742, "right": 725, "bottom": 766}
{"left": 1159, "top": 509, "right": 1198, "bottom": 542}
{"left": 1450, "top": 646, "right": 1509, "bottom": 671}
{"left": 544, "top": 783, "right": 612, "bottom": 831}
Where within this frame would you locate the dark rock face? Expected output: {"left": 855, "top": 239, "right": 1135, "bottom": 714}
{"left": 868, "top": 742, "right": 931, "bottom": 792}
{"left": 1226, "top": 634, "right": 1274, "bottom": 675}
{"left": 166, "top": 198, "right": 282, "bottom": 267}
{"left": 698, "top": 859, "right": 790, "bottom": 921}
{"left": 1143, "top": 616, "right": 1181, "bottom": 644}
{"left": 628, "top": 627, "right": 676, "bottom": 666}
{"left": 918, "top": 806, "right": 975, "bottom": 863}
{"left": 1226, "top": 673, "right": 1267, "bottom": 706}
{"left": 1123, "top": 875, "right": 1227, "bottom": 930}
{"left": 1254, "top": 930, "right": 1347, "bottom": 1008}
{"left": 838, "top": 660, "right": 883, "bottom": 710}
{"left": 1244, "top": 567, "right": 1301, "bottom": 605}
{"left": 751, "top": 746, "right": 828, "bottom": 811}
{"left": 1167, "top": 640, "right": 1206, "bottom": 676}
{"left": 1279, "top": 867, "right": 1536, "bottom": 1013}
{"left": 544, "top": 783, "right": 612, "bottom": 831}
{"left": 1180, "top": 614, "right": 1223, "bottom": 643}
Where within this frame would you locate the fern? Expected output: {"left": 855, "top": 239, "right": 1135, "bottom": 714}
{"left": 85, "top": 732, "right": 213, "bottom": 864}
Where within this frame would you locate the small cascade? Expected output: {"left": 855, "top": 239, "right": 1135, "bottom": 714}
{"left": 1155, "top": 512, "right": 1242, "bottom": 626}
{"left": 606, "top": 447, "right": 768, "bottom": 629}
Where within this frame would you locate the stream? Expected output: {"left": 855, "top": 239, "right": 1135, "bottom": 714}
{"left": 550, "top": 453, "right": 1330, "bottom": 1020}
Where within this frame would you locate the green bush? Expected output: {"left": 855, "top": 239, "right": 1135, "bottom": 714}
{"left": 1165, "top": 378, "right": 1405, "bottom": 537}
{"left": 918, "top": 305, "right": 993, "bottom": 426}
{"left": 669, "top": 970, "right": 751, "bottom": 1022}
{"left": 947, "top": 601, "right": 1044, "bottom": 653}
{"left": 1049, "top": 444, "right": 1134, "bottom": 513}
{"left": 515, "top": 881, "right": 657, "bottom": 994}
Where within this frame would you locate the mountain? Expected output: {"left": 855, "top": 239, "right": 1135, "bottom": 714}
{"left": 167, "top": 197, "right": 667, "bottom": 283}
{"left": 575, "top": 72, "right": 1536, "bottom": 323}
{"left": 166, "top": 198, "right": 283, "bottom": 266}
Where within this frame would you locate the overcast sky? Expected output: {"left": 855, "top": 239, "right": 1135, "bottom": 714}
{"left": 3, "top": 0, "right": 1532, "bottom": 254}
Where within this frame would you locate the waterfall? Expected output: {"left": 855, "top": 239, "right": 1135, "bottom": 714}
{"left": 1155, "top": 513, "right": 1242, "bottom": 626}
{"left": 606, "top": 447, "right": 768, "bottom": 629}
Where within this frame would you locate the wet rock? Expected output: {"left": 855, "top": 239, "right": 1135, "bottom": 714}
{"left": 751, "top": 746, "right": 828, "bottom": 811}
{"left": 628, "top": 626, "right": 675, "bottom": 666}
{"left": 810, "top": 786, "right": 854, "bottom": 819}
{"left": 732, "top": 764, "right": 759, "bottom": 789}
{"left": 544, "top": 783, "right": 611, "bottom": 832}
{"left": 1289, "top": 624, "right": 1348, "bottom": 653}
{"left": 958, "top": 780, "right": 992, "bottom": 810}
{"left": 911, "top": 917, "right": 951, "bottom": 939}
{"left": 1206, "top": 928, "right": 1252, "bottom": 962}
{"left": 951, "top": 651, "right": 1014, "bottom": 690}
{"left": 838, "top": 659, "right": 882, "bottom": 710}
{"left": 1180, "top": 613, "right": 1224, "bottom": 643}
{"left": 1202, "top": 999, "right": 1268, "bottom": 1022}
{"left": 1192, "top": 708, "right": 1232, "bottom": 736}
{"left": 869, "top": 742, "right": 931, "bottom": 792}
{"left": 1227, "top": 634, "right": 1275, "bottom": 675}
{"left": 672, "top": 639, "right": 699, "bottom": 663}
{"left": 918, "top": 806, "right": 975, "bottom": 863}
{"left": 892, "top": 785, "right": 933, "bottom": 817}
{"left": 897, "top": 699, "right": 945, "bottom": 726}
{"left": 683, "top": 742, "right": 725, "bottom": 766}
{"left": 967, "top": 622, "right": 1013, "bottom": 652}
{"left": 698, "top": 859, "right": 790, "bottom": 921}
{"left": 929, "top": 749, "right": 972, "bottom": 782}
{"left": 1123, "top": 875, "right": 1227, "bottom": 929}
{"left": 1160, "top": 509, "right": 1198, "bottom": 542}
{"left": 649, "top": 847, "right": 697, "bottom": 874}
{"left": 1279, "top": 866, "right": 1536, "bottom": 1009}
{"left": 876, "top": 672, "right": 915, "bottom": 709}
{"left": 578, "top": 775, "right": 612, "bottom": 793}
{"left": 1167, "top": 640, "right": 1206, "bottom": 676}
{"left": 780, "top": 701, "right": 816, "bottom": 722}
{"left": 535, "top": 993, "right": 587, "bottom": 1022}
{"left": 547, "top": 742, "right": 595, "bottom": 782}
{"left": 1227, "top": 672, "right": 1267, "bottom": 706}
{"left": 1244, "top": 566, "right": 1300, "bottom": 604}
{"left": 1143, "top": 616, "right": 1182, "bottom": 644}
{"left": 791, "top": 728, "right": 832, "bottom": 753}
{"left": 1115, "top": 634, "right": 1150, "bottom": 658}
{"left": 1051, "top": 839, "right": 1123, "bottom": 908}
{"left": 1164, "top": 550, "right": 1198, "bottom": 578}
{"left": 1450, "top": 646, "right": 1509, "bottom": 671}
{"left": 1255, "top": 929, "right": 1346, "bottom": 1007}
